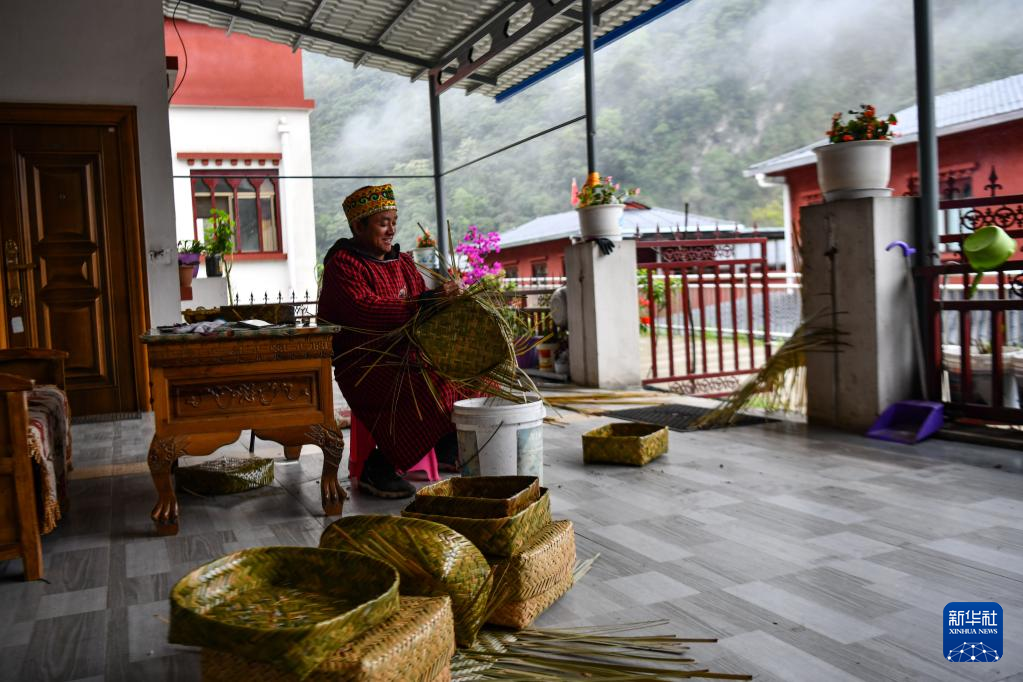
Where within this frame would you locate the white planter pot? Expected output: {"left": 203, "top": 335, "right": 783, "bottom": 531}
{"left": 577, "top": 204, "right": 624, "bottom": 240}
{"left": 412, "top": 247, "right": 440, "bottom": 288}
{"left": 813, "top": 139, "right": 894, "bottom": 201}
{"left": 453, "top": 397, "right": 546, "bottom": 483}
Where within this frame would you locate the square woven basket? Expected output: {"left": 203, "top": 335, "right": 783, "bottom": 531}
{"left": 175, "top": 457, "right": 274, "bottom": 495}
{"left": 403, "top": 489, "right": 551, "bottom": 558}
{"left": 201, "top": 596, "right": 454, "bottom": 682}
{"left": 582, "top": 422, "right": 668, "bottom": 466}
{"left": 487, "top": 520, "right": 575, "bottom": 622}
{"left": 412, "top": 476, "right": 540, "bottom": 519}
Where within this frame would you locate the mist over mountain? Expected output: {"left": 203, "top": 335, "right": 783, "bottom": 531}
{"left": 305, "top": 0, "right": 1023, "bottom": 257}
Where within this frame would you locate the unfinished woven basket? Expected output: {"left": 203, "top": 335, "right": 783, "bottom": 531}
{"left": 201, "top": 596, "right": 455, "bottom": 682}
{"left": 175, "top": 456, "right": 274, "bottom": 495}
{"left": 582, "top": 422, "right": 669, "bottom": 466}
{"left": 403, "top": 488, "right": 552, "bottom": 558}
{"left": 413, "top": 296, "right": 513, "bottom": 380}
{"left": 412, "top": 476, "right": 540, "bottom": 519}
{"left": 487, "top": 520, "right": 575, "bottom": 613}
{"left": 319, "top": 515, "right": 491, "bottom": 647}
{"left": 169, "top": 547, "right": 400, "bottom": 679}
{"left": 486, "top": 565, "right": 574, "bottom": 629}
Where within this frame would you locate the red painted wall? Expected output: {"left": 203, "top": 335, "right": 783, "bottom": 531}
{"left": 781, "top": 118, "right": 1023, "bottom": 250}
{"left": 164, "top": 19, "right": 314, "bottom": 109}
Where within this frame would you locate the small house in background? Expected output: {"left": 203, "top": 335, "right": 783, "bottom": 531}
{"left": 166, "top": 19, "right": 319, "bottom": 308}
{"left": 746, "top": 73, "right": 1023, "bottom": 269}
{"left": 493, "top": 202, "right": 785, "bottom": 278}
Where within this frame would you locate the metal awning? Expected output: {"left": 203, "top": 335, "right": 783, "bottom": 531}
{"left": 163, "top": 0, "right": 675, "bottom": 99}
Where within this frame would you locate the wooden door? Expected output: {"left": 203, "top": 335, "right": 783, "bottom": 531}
{"left": 0, "top": 106, "right": 150, "bottom": 416}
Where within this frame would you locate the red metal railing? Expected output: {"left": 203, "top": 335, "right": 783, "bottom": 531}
{"left": 920, "top": 192, "right": 1023, "bottom": 423}
{"left": 638, "top": 237, "right": 775, "bottom": 395}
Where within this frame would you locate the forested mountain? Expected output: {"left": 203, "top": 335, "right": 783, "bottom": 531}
{"left": 304, "top": 0, "right": 1023, "bottom": 259}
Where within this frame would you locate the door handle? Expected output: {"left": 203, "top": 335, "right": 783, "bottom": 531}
{"left": 4, "top": 239, "right": 33, "bottom": 308}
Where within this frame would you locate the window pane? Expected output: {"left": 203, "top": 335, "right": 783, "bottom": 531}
{"left": 531, "top": 261, "right": 547, "bottom": 278}
{"left": 237, "top": 179, "right": 259, "bottom": 252}
{"left": 194, "top": 194, "right": 212, "bottom": 237}
{"left": 259, "top": 179, "right": 279, "bottom": 252}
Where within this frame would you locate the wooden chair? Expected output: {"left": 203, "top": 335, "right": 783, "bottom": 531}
{"left": 0, "top": 349, "right": 68, "bottom": 580}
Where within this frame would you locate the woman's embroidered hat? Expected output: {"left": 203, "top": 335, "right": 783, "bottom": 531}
{"left": 343, "top": 184, "right": 397, "bottom": 226}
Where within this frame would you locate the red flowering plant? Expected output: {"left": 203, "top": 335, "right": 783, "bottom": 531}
{"left": 574, "top": 175, "right": 640, "bottom": 208}
{"left": 416, "top": 229, "right": 436, "bottom": 248}
{"left": 827, "top": 104, "right": 897, "bottom": 143}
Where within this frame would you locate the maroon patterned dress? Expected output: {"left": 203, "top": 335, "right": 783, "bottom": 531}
{"left": 318, "top": 241, "right": 460, "bottom": 470}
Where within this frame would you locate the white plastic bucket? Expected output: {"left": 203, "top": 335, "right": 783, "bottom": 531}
{"left": 453, "top": 397, "right": 546, "bottom": 483}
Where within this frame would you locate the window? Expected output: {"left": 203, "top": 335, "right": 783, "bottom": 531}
{"left": 503, "top": 265, "right": 518, "bottom": 279}
{"left": 191, "top": 170, "right": 282, "bottom": 254}
{"left": 531, "top": 260, "right": 548, "bottom": 278}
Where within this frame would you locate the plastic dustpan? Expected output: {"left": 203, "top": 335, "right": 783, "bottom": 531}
{"left": 867, "top": 400, "right": 944, "bottom": 444}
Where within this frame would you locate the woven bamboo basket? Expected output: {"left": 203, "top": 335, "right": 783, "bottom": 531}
{"left": 487, "top": 566, "right": 574, "bottom": 629}
{"left": 413, "top": 297, "right": 513, "bottom": 380}
{"left": 169, "top": 547, "right": 400, "bottom": 679}
{"left": 175, "top": 457, "right": 274, "bottom": 495}
{"left": 403, "top": 489, "right": 551, "bottom": 558}
{"left": 319, "top": 515, "right": 491, "bottom": 647}
{"left": 582, "top": 422, "right": 669, "bottom": 466}
{"left": 201, "top": 596, "right": 455, "bottom": 682}
{"left": 412, "top": 476, "right": 540, "bottom": 519}
{"left": 487, "top": 520, "right": 575, "bottom": 612}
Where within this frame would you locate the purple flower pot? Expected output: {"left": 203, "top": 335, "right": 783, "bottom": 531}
{"left": 179, "top": 253, "right": 201, "bottom": 277}
{"left": 515, "top": 336, "right": 542, "bottom": 369}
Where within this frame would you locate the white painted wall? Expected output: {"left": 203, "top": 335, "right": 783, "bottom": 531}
{"left": 0, "top": 0, "right": 179, "bottom": 325}
{"left": 169, "top": 107, "right": 318, "bottom": 306}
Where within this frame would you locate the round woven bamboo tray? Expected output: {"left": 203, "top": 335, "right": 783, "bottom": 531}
{"left": 487, "top": 520, "right": 575, "bottom": 608}
{"left": 201, "top": 596, "right": 455, "bottom": 682}
{"left": 413, "top": 297, "right": 513, "bottom": 380}
{"left": 412, "top": 476, "right": 540, "bottom": 519}
{"left": 169, "top": 547, "right": 400, "bottom": 678}
{"left": 403, "top": 489, "right": 552, "bottom": 558}
{"left": 319, "top": 515, "right": 491, "bottom": 647}
{"left": 175, "top": 457, "right": 274, "bottom": 495}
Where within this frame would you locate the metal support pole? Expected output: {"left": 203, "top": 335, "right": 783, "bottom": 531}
{"left": 913, "top": 0, "right": 938, "bottom": 260}
{"left": 913, "top": 0, "right": 938, "bottom": 396}
{"left": 429, "top": 76, "right": 448, "bottom": 256}
{"left": 582, "top": 0, "right": 597, "bottom": 174}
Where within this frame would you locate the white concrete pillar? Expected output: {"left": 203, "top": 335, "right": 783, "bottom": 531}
{"left": 800, "top": 197, "right": 918, "bottom": 430}
{"left": 565, "top": 240, "right": 643, "bottom": 389}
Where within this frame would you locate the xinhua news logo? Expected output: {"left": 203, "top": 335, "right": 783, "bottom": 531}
{"left": 944, "top": 602, "right": 1002, "bottom": 663}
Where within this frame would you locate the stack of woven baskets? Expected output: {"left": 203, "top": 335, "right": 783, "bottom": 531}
{"left": 172, "top": 546, "right": 456, "bottom": 681}
{"left": 403, "top": 476, "right": 576, "bottom": 629}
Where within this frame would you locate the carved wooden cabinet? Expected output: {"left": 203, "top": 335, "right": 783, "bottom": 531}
{"left": 140, "top": 326, "right": 345, "bottom": 535}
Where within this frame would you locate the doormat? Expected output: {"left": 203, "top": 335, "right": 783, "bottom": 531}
{"left": 607, "top": 403, "right": 776, "bottom": 432}
{"left": 71, "top": 411, "right": 143, "bottom": 425}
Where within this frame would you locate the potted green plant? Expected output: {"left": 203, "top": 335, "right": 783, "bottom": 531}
{"left": 574, "top": 172, "right": 639, "bottom": 240}
{"left": 177, "top": 239, "right": 203, "bottom": 289}
{"left": 814, "top": 104, "right": 898, "bottom": 201}
{"left": 203, "top": 208, "right": 235, "bottom": 276}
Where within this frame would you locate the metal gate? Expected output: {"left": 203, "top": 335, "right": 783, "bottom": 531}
{"left": 637, "top": 235, "right": 780, "bottom": 395}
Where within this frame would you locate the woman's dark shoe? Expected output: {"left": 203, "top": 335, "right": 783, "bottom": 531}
{"left": 435, "top": 432, "right": 460, "bottom": 473}
{"left": 359, "top": 448, "right": 415, "bottom": 498}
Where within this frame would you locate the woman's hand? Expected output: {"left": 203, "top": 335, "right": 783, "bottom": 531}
{"left": 440, "top": 280, "right": 461, "bottom": 298}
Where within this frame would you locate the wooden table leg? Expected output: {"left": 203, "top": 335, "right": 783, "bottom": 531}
{"left": 307, "top": 422, "right": 346, "bottom": 516}
{"left": 283, "top": 445, "right": 302, "bottom": 460}
{"left": 147, "top": 435, "right": 185, "bottom": 536}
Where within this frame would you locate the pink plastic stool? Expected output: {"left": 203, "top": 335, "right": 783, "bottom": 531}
{"left": 347, "top": 414, "right": 440, "bottom": 485}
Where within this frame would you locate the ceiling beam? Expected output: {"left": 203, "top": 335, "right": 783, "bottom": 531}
{"left": 490, "top": 0, "right": 625, "bottom": 80}
{"left": 430, "top": 0, "right": 578, "bottom": 96}
{"left": 354, "top": 0, "right": 421, "bottom": 68}
{"left": 290, "top": 0, "right": 331, "bottom": 51}
{"left": 177, "top": 0, "right": 431, "bottom": 70}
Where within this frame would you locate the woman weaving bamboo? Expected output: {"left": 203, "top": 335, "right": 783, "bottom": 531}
{"left": 318, "top": 184, "right": 462, "bottom": 498}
